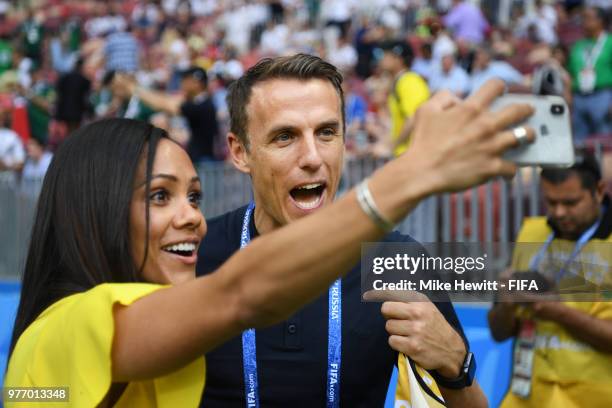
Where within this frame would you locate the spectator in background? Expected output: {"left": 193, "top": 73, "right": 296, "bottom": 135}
{"left": 166, "top": 27, "right": 191, "bottom": 91}
{"left": 260, "top": 17, "right": 290, "bottom": 57}
{"left": 514, "top": 0, "right": 558, "bottom": 46}
{"left": 411, "top": 42, "right": 434, "bottom": 81}
{"left": 567, "top": 6, "right": 611, "bottom": 142}
{"left": 21, "top": 137, "right": 52, "bottom": 184}
{"left": 529, "top": 44, "right": 572, "bottom": 104}
{"left": 0, "top": 0, "right": 8, "bottom": 30}
{"left": 556, "top": 0, "right": 586, "bottom": 49}
{"left": 0, "top": 108, "right": 25, "bottom": 183}
{"left": 52, "top": 58, "right": 92, "bottom": 147}
{"left": 589, "top": 0, "right": 612, "bottom": 8}
{"left": 550, "top": 45, "right": 573, "bottom": 103}
{"left": 105, "top": 25, "right": 141, "bottom": 73}
{"left": 378, "top": 40, "right": 437, "bottom": 243}
{"left": 443, "top": 0, "right": 489, "bottom": 46}
{"left": 269, "top": 0, "right": 285, "bottom": 24}
{"left": 469, "top": 46, "right": 525, "bottom": 94}
{"left": 322, "top": 0, "right": 353, "bottom": 39}
{"left": 364, "top": 73, "right": 393, "bottom": 157}
{"left": 328, "top": 35, "right": 358, "bottom": 73}
{"left": 429, "top": 50, "right": 470, "bottom": 97}
{"left": 378, "top": 40, "right": 429, "bottom": 156}
{"left": 343, "top": 74, "right": 368, "bottom": 155}
{"left": 23, "top": 67, "right": 55, "bottom": 146}
{"left": 49, "top": 28, "right": 78, "bottom": 74}
{"left": 488, "top": 151, "right": 612, "bottom": 408}
{"left": 131, "top": 0, "right": 162, "bottom": 29}
{"left": 209, "top": 47, "right": 244, "bottom": 85}
{"left": 20, "top": 8, "right": 44, "bottom": 68}
{"left": 13, "top": 46, "right": 33, "bottom": 90}
{"left": 354, "top": 15, "right": 383, "bottom": 78}
{"left": 430, "top": 19, "right": 458, "bottom": 64}
{"left": 103, "top": 70, "right": 156, "bottom": 121}
{"left": 0, "top": 34, "right": 12, "bottom": 75}
{"left": 85, "top": 2, "right": 126, "bottom": 39}
{"left": 149, "top": 111, "right": 190, "bottom": 147}
{"left": 64, "top": 17, "right": 82, "bottom": 55}
{"left": 117, "top": 66, "right": 219, "bottom": 162}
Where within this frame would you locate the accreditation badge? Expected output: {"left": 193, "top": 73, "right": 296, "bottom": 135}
{"left": 578, "top": 68, "right": 596, "bottom": 94}
{"left": 511, "top": 319, "right": 536, "bottom": 398}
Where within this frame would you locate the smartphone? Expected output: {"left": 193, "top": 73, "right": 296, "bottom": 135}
{"left": 490, "top": 94, "right": 574, "bottom": 167}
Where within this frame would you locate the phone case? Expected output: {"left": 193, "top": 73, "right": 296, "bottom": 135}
{"left": 490, "top": 94, "right": 575, "bottom": 167}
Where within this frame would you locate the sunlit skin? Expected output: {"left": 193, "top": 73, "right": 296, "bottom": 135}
{"left": 228, "top": 78, "right": 345, "bottom": 234}
{"left": 130, "top": 139, "right": 207, "bottom": 285}
{"left": 542, "top": 173, "right": 604, "bottom": 240}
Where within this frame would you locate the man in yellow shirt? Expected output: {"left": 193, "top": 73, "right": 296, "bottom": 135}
{"left": 488, "top": 151, "right": 612, "bottom": 408}
{"left": 377, "top": 40, "right": 435, "bottom": 242}
{"left": 378, "top": 40, "right": 430, "bottom": 156}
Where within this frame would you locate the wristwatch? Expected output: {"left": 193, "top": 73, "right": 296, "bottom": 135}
{"left": 431, "top": 351, "right": 476, "bottom": 389}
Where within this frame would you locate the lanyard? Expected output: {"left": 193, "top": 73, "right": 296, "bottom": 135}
{"left": 529, "top": 218, "right": 601, "bottom": 282}
{"left": 239, "top": 202, "right": 342, "bottom": 408}
{"left": 583, "top": 33, "right": 608, "bottom": 69}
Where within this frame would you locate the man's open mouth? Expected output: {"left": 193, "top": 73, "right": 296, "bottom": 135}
{"left": 289, "top": 182, "right": 326, "bottom": 210}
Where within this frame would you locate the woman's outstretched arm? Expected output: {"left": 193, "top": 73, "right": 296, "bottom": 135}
{"left": 111, "top": 80, "right": 535, "bottom": 381}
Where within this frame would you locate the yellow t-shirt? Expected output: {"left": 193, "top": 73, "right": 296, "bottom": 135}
{"left": 388, "top": 72, "right": 430, "bottom": 156}
{"left": 501, "top": 217, "right": 612, "bottom": 408}
{"left": 4, "top": 283, "right": 206, "bottom": 407}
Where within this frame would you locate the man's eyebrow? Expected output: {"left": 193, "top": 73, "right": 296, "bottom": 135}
{"left": 266, "top": 120, "right": 341, "bottom": 138}
{"left": 317, "top": 120, "right": 341, "bottom": 130}
{"left": 266, "top": 125, "right": 297, "bottom": 138}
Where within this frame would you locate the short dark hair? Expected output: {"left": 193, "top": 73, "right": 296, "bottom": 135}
{"left": 589, "top": 6, "right": 609, "bottom": 28}
{"left": 541, "top": 149, "right": 602, "bottom": 193}
{"left": 381, "top": 40, "right": 414, "bottom": 67}
{"left": 227, "top": 53, "right": 345, "bottom": 149}
{"left": 10, "top": 118, "right": 168, "bottom": 355}
{"left": 181, "top": 66, "right": 208, "bottom": 87}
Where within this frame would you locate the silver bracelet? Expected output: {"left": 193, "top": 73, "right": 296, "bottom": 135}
{"left": 355, "top": 178, "right": 395, "bottom": 232}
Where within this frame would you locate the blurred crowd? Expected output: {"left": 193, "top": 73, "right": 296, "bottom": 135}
{"left": 0, "top": 0, "right": 611, "bottom": 185}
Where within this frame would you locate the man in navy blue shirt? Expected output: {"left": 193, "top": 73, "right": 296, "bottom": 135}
{"left": 197, "top": 54, "right": 487, "bottom": 407}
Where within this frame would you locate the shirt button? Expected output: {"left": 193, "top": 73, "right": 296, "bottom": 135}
{"left": 287, "top": 324, "right": 297, "bottom": 334}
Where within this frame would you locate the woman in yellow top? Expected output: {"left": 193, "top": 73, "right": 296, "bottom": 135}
{"left": 4, "top": 79, "right": 534, "bottom": 407}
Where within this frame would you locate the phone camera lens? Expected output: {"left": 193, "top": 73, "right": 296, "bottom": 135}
{"left": 550, "top": 104, "right": 564, "bottom": 115}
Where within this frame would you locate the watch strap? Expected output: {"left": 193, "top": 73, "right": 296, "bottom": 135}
{"left": 430, "top": 351, "right": 476, "bottom": 390}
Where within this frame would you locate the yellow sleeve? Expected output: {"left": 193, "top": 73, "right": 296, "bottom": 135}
{"left": 511, "top": 217, "right": 551, "bottom": 271}
{"left": 396, "top": 73, "right": 430, "bottom": 118}
{"left": 4, "top": 283, "right": 205, "bottom": 407}
{"left": 590, "top": 302, "right": 612, "bottom": 320}
{"left": 515, "top": 217, "right": 551, "bottom": 243}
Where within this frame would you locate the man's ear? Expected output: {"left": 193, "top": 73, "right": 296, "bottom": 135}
{"left": 227, "top": 132, "right": 250, "bottom": 174}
